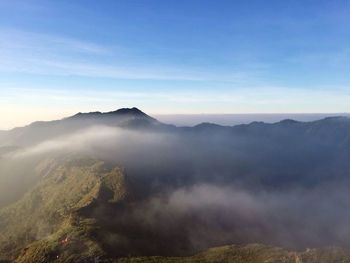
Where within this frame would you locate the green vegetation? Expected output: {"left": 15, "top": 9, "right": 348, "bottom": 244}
{"left": 0, "top": 156, "right": 127, "bottom": 262}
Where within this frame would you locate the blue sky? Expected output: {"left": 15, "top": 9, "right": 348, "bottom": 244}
{"left": 1, "top": 0, "right": 350, "bottom": 128}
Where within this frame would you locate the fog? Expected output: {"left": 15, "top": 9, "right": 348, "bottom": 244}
{"left": 100, "top": 183, "right": 350, "bottom": 255}
{"left": 2, "top": 120, "right": 350, "bottom": 255}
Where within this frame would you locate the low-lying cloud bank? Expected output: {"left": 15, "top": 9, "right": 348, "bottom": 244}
{"left": 92, "top": 183, "right": 350, "bottom": 255}
{"left": 2, "top": 124, "right": 350, "bottom": 253}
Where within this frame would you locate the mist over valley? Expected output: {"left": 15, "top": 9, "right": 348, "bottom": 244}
{"left": 1, "top": 108, "right": 350, "bottom": 262}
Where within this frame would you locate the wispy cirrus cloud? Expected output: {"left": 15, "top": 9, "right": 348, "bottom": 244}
{"left": 0, "top": 28, "right": 251, "bottom": 81}
{"left": 0, "top": 28, "right": 110, "bottom": 54}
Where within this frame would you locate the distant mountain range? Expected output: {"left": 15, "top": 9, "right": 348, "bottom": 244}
{"left": 2, "top": 108, "right": 350, "bottom": 262}
{"left": 155, "top": 113, "right": 350, "bottom": 127}
{"left": 1, "top": 107, "right": 350, "bottom": 147}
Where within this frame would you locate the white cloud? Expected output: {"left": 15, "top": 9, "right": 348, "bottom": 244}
{"left": 0, "top": 28, "right": 249, "bottom": 81}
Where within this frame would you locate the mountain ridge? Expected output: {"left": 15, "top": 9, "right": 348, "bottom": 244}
{"left": 2, "top": 108, "right": 350, "bottom": 262}
{"left": 1, "top": 107, "right": 349, "bottom": 133}
{"left": 68, "top": 107, "right": 155, "bottom": 121}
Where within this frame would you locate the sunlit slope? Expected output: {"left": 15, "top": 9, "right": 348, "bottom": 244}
{"left": 0, "top": 157, "right": 128, "bottom": 262}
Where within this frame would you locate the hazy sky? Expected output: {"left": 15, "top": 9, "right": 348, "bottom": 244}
{"left": 1, "top": 0, "right": 350, "bottom": 129}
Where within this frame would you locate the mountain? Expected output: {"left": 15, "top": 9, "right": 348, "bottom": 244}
{"left": 0, "top": 156, "right": 129, "bottom": 262}
{"left": 0, "top": 107, "right": 169, "bottom": 147}
{"left": 2, "top": 107, "right": 350, "bottom": 149}
{"left": 2, "top": 156, "right": 350, "bottom": 263}
{"left": 2, "top": 108, "right": 350, "bottom": 262}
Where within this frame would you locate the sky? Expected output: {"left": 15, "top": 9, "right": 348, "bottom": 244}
{"left": 1, "top": 0, "right": 350, "bottom": 129}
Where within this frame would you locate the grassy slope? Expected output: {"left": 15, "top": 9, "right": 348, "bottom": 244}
{"left": 0, "top": 157, "right": 128, "bottom": 263}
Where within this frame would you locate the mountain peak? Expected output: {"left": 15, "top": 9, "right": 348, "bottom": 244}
{"left": 72, "top": 111, "right": 102, "bottom": 118}
{"left": 69, "top": 107, "right": 153, "bottom": 120}
{"left": 106, "top": 107, "right": 149, "bottom": 117}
